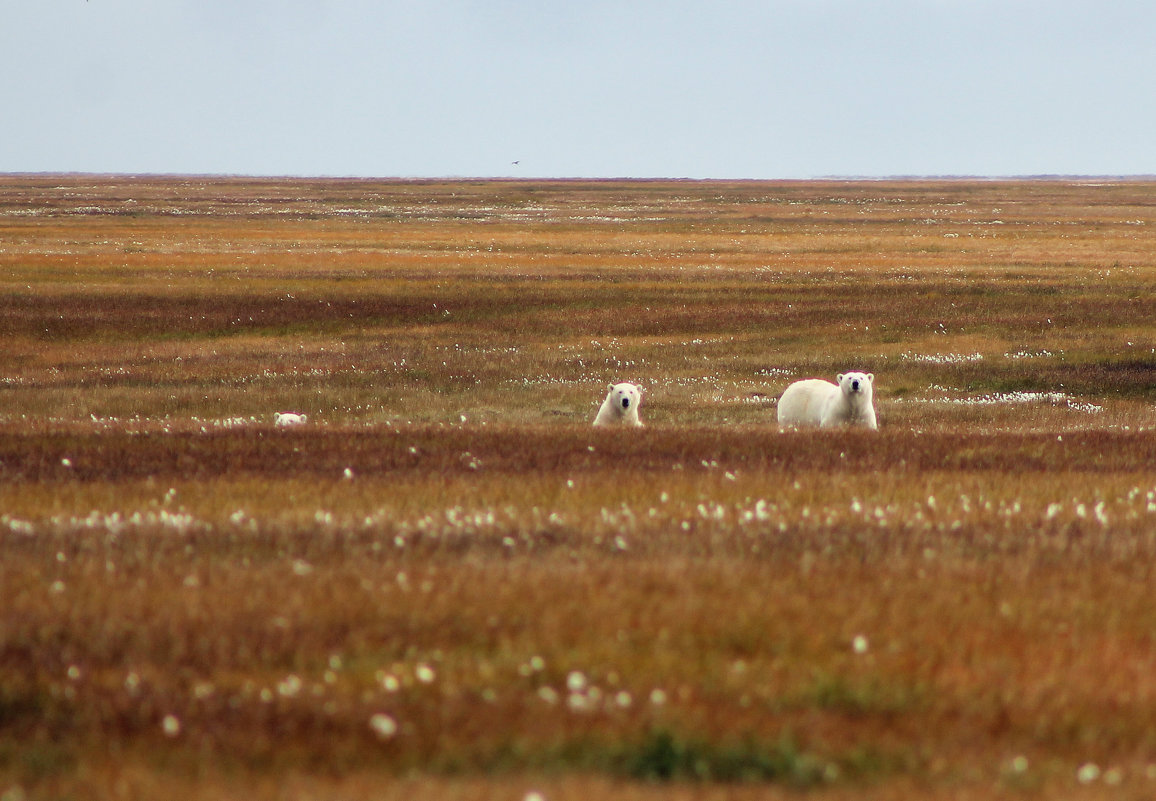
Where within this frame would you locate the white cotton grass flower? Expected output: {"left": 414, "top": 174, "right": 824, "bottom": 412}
{"left": 161, "top": 714, "right": 181, "bottom": 737}
{"left": 277, "top": 675, "right": 302, "bottom": 697}
{"left": 518, "top": 655, "right": 547, "bottom": 677}
{"left": 566, "top": 671, "right": 587, "bottom": 692}
{"left": 900, "top": 351, "right": 984, "bottom": 364}
{"left": 415, "top": 664, "right": 436, "bottom": 684}
{"left": 369, "top": 713, "right": 398, "bottom": 739}
{"left": 1077, "top": 762, "right": 1101, "bottom": 784}
{"left": 852, "top": 635, "right": 869, "bottom": 655}
{"left": 567, "top": 693, "right": 593, "bottom": 712}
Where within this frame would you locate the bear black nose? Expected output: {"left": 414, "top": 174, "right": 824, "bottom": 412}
{"left": 621, "top": 397, "right": 630, "bottom": 409}
{"left": 851, "top": 380, "right": 860, "bottom": 391}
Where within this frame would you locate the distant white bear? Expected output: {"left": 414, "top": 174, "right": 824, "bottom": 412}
{"left": 274, "top": 412, "right": 308, "bottom": 426}
{"left": 593, "top": 383, "right": 644, "bottom": 427}
{"left": 777, "top": 372, "right": 877, "bottom": 430}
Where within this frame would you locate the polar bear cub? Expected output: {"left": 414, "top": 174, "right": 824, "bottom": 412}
{"left": 777, "top": 372, "right": 877, "bottom": 430}
{"left": 593, "top": 382, "right": 644, "bottom": 427}
{"left": 274, "top": 412, "right": 308, "bottom": 426}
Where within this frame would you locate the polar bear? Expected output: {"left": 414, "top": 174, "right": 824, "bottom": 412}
{"left": 274, "top": 412, "right": 308, "bottom": 426}
{"left": 593, "top": 383, "right": 644, "bottom": 427}
{"left": 777, "top": 372, "right": 877, "bottom": 430}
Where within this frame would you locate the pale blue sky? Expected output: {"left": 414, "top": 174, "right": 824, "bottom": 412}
{"left": 2, "top": 1, "right": 1154, "bottom": 178}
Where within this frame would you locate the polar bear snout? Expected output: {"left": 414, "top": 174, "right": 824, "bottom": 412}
{"left": 621, "top": 396, "right": 631, "bottom": 409}
{"left": 849, "top": 377, "right": 862, "bottom": 392}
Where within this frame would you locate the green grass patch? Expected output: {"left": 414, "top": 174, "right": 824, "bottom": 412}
{"left": 620, "top": 730, "right": 834, "bottom": 785}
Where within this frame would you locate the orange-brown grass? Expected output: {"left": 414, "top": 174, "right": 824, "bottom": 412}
{"left": 0, "top": 177, "right": 1155, "bottom": 800}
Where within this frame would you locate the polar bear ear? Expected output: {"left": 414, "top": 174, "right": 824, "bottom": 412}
{"left": 607, "top": 383, "right": 615, "bottom": 391}
{"left": 866, "top": 373, "right": 874, "bottom": 383}
{"left": 836, "top": 374, "right": 844, "bottom": 384}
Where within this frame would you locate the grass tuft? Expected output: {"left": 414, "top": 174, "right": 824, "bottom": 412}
{"left": 620, "top": 730, "right": 834, "bottom": 786}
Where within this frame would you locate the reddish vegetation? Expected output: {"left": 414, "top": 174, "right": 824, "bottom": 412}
{"left": 0, "top": 177, "right": 1154, "bottom": 799}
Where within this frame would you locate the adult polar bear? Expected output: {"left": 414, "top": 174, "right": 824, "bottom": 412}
{"left": 593, "top": 382, "right": 644, "bottom": 427}
{"left": 777, "top": 372, "right": 877, "bottom": 430}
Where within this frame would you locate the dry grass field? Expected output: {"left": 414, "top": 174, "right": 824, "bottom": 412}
{"left": 1, "top": 176, "right": 1154, "bottom": 800}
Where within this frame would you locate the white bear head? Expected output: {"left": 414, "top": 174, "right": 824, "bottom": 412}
{"left": 274, "top": 412, "right": 307, "bottom": 426}
{"left": 609, "top": 382, "right": 641, "bottom": 413}
{"left": 836, "top": 372, "right": 874, "bottom": 399}
{"left": 594, "top": 382, "right": 644, "bottom": 426}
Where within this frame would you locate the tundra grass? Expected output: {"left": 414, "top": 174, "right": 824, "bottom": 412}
{"left": 0, "top": 177, "right": 1155, "bottom": 800}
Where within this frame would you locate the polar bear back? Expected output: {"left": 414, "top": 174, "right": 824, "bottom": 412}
{"left": 777, "top": 379, "right": 839, "bottom": 427}
{"left": 593, "top": 383, "right": 643, "bottom": 427}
